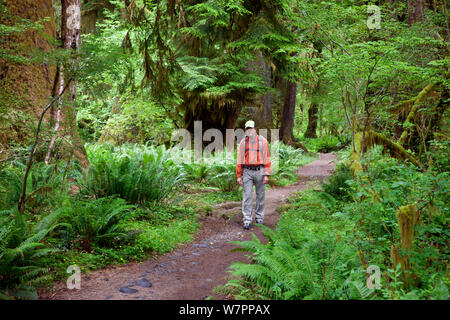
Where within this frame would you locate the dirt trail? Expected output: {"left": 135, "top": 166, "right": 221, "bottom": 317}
{"left": 49, "top": 153, "right": 336, "bottom": 300}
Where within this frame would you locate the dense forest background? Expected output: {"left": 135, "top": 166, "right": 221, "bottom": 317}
{"left": 0, "top": 0, "right": 448, "bottom": 300}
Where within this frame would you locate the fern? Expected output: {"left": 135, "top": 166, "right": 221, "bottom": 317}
{"left": 0, "top": 208, "right": 61, "bottom": 300}
{"left": 226, "top": 229, "right": 359, "bottom": 300}
{"left": 179, "top": 163, "right": 211, "bottom": 184}
{"left": 338, "top": 276, "right": 375, "bottom": 300}
{"left": 60, "top": 197, "right": 134, "bottom": 251}
{"left": 320, "top": 163, "right": 352, "bottom": 201}
{"left": 81, "top": 143, "right": 184, "bottom": 204}
{"left": 0, "top": 160, "right": 80, "bottom": 211}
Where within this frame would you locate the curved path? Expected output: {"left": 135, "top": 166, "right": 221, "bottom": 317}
{"left": 49, "top": 153, "right": 336, "bottom": 300}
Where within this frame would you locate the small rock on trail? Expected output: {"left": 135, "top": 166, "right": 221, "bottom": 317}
{"left": 119, "top": 287, "right": 138, "bottom": 294}
{"left": 136, "top": 278, "right": 152, "bottom": 288}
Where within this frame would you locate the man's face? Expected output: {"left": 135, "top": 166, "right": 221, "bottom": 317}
{"left": 246, "top": 127, "right": 256, "bottom": 137}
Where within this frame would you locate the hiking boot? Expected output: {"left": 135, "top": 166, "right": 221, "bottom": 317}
{"left": 256, "top": 219, "right": 264, "bottom": 225}
{"left": 243, "top": 222, "right": 251, "bottom": 230}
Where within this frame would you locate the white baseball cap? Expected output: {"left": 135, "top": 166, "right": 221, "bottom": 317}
{"left": 245, "top": 120, "right": 255, "bottom": 129}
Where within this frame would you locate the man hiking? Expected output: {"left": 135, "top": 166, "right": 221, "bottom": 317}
{"left": 236, "top": 120, "right": 272, "bottom": 230}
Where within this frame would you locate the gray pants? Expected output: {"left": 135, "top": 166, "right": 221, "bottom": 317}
{"left": 242, "top": 168, "right": 265, "bottom": 224}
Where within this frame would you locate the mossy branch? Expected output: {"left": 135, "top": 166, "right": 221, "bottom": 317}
{"left": 398, "top": 82, "right": 440, "bottom": 146}
{"left": 349, "top": 129, "right": 421, "bottom": 175}
{"left": 364, "top": 130, "right": 421, "bottom": 168}
{"left": 388, "top": 98, "right": 415, "bottom": 115}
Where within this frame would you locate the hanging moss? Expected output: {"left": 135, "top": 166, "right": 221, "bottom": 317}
{"left": 388, "top": 98, "right": 416, "bottom": 116}
{"left": 398, "top": 203, "right": 420, "bottom": 250}
{"left": 391, "top": 203, "right": 421, "bottom": 286}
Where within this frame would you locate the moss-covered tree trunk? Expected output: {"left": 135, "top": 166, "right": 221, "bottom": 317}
{"left": 280, "top": 80, "right": 297, "bottom": 143}
{"left": 0, "top": 0, "right": 57, "bottom": 158}
{"left": 243, "top": 52, "right": 274, "bottom": 138}
{"left": 280, "top": 80, "right": 308, "bottom": 151}
{"left": 304, "top": 43, "right": 323, "bottom": 139}
{"left": 81, "top": 0, "right": 116, "bottom": 34}
{"left": 390, "top": 203, "right": 421, "bottom": 287}
{"left": 304, "top": 102, "right": 319, "bottom": 138}
{"left": 260, "top": 54, "right": 273, "bottom": 131}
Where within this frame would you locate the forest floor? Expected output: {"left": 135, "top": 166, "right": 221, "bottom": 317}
{"left": 47, "top": 153, "right": 336, "bottom": 300}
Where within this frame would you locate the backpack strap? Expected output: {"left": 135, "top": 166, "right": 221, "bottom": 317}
{"left": 258, "top": 136, "right": 263, "bottom": 160}
{"left": 243, "top": 136, "right": 247, "bottom": 156}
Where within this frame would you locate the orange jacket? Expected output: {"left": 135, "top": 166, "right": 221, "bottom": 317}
{"left": 236, "top": 135, "right": 272, "bottom": 178}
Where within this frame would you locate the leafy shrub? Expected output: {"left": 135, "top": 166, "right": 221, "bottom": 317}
{"left": 320, "top": 163, "right": 352, "bottom": 201}
{"left": 81, "top": 144, "right": 184, "bottom": 204}
{"left": 124, "top": 218, "right": 199, "bottom": 255}
{"left": 208, "top": 161, "right": 240, "bottom": 192}
{"left": 352, "top": 154, "right": 449, "bottom": 298}
{"left": 304, "top": 135, "right": 346, "bottom": 153}
{"left": 0, "top": 161, "right": 80, "bottom": 211}
{"left": 270, "top": 142, "right": 317, "bottom": 186}
{"left": 179, "top": 162, "right": 211, "bottom": 184}
{"left": 278, "top": 142, "right": 305, "bottom": 167}
{"left": 227, "top": 226, "right": 360, "bottom": 300}
{"left": 426, "top": 137, "right": 449, "bottom": 173}
{"left": 59, "top": 197, "right": 134, "bottom": 252}
{"left": 0, "top": 209, "right": 62, "bottom": 300}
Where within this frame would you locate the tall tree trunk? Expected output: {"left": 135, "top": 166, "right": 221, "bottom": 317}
{"left": 303, "top": 42, "right": 323, "bottom": 139}
{"left": 242, "top": 52, "right": 273, "bottom": 138}
{"left": 46, "top": 0, "right": 88, "bottom": 167}
{"left": 0, "top": 0, "right": 57, "bottom": 158}
{"left": 280, "top": 80, "right": 296, "bottom": 142}
{"left": 81, "top": 0, "right": 116, "bottom": 34}
{"left": 408, "top": 0, "right": 423, "bottom": 26}
{"left": 304, "top": 102, "right": 319, "bottom": 138}
{"left": 280, "top": 80, "right": 308, "bottom": 151}
{"left": 260, "top": 55, "right": 273, "bottom": 131}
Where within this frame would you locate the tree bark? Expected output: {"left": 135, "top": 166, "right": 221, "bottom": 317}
{"left": 408, "top": 0, "right": 423, "bottom": 26}
{"left": 304, "top": 102, "right": 319, "bottom": 138}
{"left": 280, "top": 80, "right": 308, "bottom": 151}
{"left": 303, "top": 41, "right": 323, "bottom": 139}
{"left": 0, "top": 0, "right": 57, "bottom": 157}
{"left": 260, "top": 55, "right": 273, "bottom": 130}
{"left": 240, "top": 52, "right": 273, "bottom": 138}
{"left": 45, "top": 0, "right": 88, "bottom": 167}
{"left": 81, "top": 0, "right": 116, "bottom": 34}
{"left": 280, "top": 80, "right": 296, "bottom": 143}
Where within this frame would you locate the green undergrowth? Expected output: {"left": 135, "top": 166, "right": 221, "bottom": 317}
{"left": 40, "top": 206, "right": 199, "bottom": 283}
{"left": 182, "top": 189, "right": 242, "bottom": 207}
{"left": 0, "top": 141, "right": 323, "bottom": 299}
{"left": 218, "top": 147, "right": 449, "bottom": 300}
{"left": 270, "top": 148, "right": 318, "bottom": 187}
{"left": 215, "top": 188, "right": 360, "bottom": 300}
{"left": 300, "top": 135, "right": 350, "bottom": 153}
{"left": 0, "top": 144, "right": 200, "bottom": 299}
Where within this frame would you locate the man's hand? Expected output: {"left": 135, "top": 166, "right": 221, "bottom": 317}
{"left": 263, "top": 175, "right": 269, "bottom": 184}
{"left": 237, "top": 177, "right": 243, "bottom": 186}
